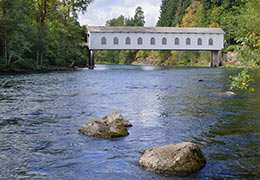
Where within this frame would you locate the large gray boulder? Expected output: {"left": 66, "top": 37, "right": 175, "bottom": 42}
{"left": 139, "top": 142, "right": 206, "bottom": 176}
{"left": 78, "top": 111, "right": 132, "bottom": 139}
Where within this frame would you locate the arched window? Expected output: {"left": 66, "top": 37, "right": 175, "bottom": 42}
{"left": 197, "top": 38, "right": 202, "bottom": 45}
{"left": 113, "top": 37, "right": 119, "bottom": 45}
{"left": 162, "top": 37, "right": 167, "bottom": 45}
{"left": 186, "top": 38, "right": 191, "bottom": 45}
{"left": 137, "top": 37, "right": 143, "bottom": 45}
{"left": 175, "top": 38, "right": 179, "bottom": 45}
{"left": 101, "top": 37, "right": 106, "bottom": 45}
{"left": 150, "top": 37, "right": 155, "bottom": 45}
{"left": 126, "top": 37, "right": 131, "bottom": 45}
{"left": 209, "top": 38, "right": 213, "bottom": 46}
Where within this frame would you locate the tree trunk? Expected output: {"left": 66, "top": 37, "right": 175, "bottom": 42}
{"left": 7, "top": 55, "right": 12, "bottom": 67}
{"left": 40, "top": 53, "right": 43, "bottom": 67}
{"left": 4, "top": 40, "right": 8, "bottom": 65}
{"left": 36, "top": 51, "right": 39, "bottom": 67}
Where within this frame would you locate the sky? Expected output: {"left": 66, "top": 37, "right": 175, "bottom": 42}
{"left": 79, "top": 0, "right": 162, "bottom": 27}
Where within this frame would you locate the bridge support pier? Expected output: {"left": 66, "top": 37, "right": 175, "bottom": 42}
{"left": 87, "top": 47, "right": 95, "bottom": 69}
{"left": 210, "top": 50, "right": 221, "bottom": 67}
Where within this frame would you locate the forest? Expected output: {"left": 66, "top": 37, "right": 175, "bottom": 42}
{"left": 0, "top": 0, "right": 93, "bottom": 71}
{"left": 96, "top": 0, "right": 259, "bottom": 67}
{"left": 0, "top": 0, "right": 259, "bottom": 89}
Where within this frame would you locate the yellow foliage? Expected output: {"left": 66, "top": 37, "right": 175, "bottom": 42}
{"left": 182, "top": 0, "right": 202, "bottom": 27}
{"left": 209, "top": 22, "right": 219, "bottom": 28}
{"left": 209, "top": 6, "right": 220, "bottom": 28}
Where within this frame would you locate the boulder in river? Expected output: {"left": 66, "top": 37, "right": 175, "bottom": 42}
{"left": 139, "top": 142, "right": 206, "bottom": 176}
{"left": 78, "top": 111, "right": 132, "bottom": 139}
{"left": 219, "top": 91, "right": 236, "bottom": 97}
{"left": 100, "top": 111, "right": 132, "bottom": 127}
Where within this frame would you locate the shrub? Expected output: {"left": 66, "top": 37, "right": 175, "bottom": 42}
{"left": 12, "top": 59, "right": 36, "bottom": 70}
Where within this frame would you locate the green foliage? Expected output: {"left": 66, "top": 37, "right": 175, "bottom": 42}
{"left": 119, "top": 51, "right": 136, "bottom": 64}
{"left": 106, "top": 15, "right": 125, "bottom": 26}
{"left": 226, "top": 45, "right": 239, "bottom": 52}
{"left": 12, "top": 59, "right": 36, "bottom": 70}
{"left": 229, "top": 0, "right": 260, "bottom": 90}
{"left": 156, "top": 50, "right": 207, "bottom": 66}
{"left": 155, "top": 51, "right": 172, "bottom": 64}
{"left": 230, "top": 69, "right": 254, "bottom": 90}
{"left": 125, "top": 6, "right": 145, "bottom": 26}
{"left": 133, "top": 6, "right": 145, "bottom": 26}
{"left": 0, "top": 57, "right": 6, "bottom": 70}
{"left": 157, "top": 0, "right": 191, "bottom": 27}
{"left": 135, "top": 51, "right": 149, "bottom": 62}
{"left": 0, "top": 0, "right": 92, "bottom": 71}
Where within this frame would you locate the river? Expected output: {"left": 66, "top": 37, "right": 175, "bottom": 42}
{"left": 0, "top": 65, "right": 259, "bottom": 180}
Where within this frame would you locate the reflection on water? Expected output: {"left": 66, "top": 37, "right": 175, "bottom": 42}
{"left": 0, "top": 64, "right": 259, "bottom": 179}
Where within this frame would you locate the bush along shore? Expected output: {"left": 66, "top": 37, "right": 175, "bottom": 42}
{"left": 0, "top": 65, "right": 79, "bottom": 74}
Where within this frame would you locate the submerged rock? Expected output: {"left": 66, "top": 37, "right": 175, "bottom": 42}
{"left": 219, "top": 91, "right": 236, "bottom": 97}
{"left": 78, "top": 111, "right": 131, "bottom": 139}
{"left": 139, "top": 142, "right": 206, "bottom": 176}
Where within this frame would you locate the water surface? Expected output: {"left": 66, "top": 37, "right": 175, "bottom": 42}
{"left": 0, "top": 65, "right": 259, "bottom": 179}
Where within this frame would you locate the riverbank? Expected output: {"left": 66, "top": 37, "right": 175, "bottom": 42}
{"left": 0, "top": 66, "right": 77, "bottom": 74}
{"left": 95, "top": 51, "right": 240, "bottom": 68}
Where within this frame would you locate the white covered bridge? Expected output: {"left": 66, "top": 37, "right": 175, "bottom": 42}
{"left": 86, "top": 26, "right": 224, "bottom": 69}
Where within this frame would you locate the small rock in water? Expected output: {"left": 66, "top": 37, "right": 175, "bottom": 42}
{"left": 198, "top": 79, "right": 204, "bottom": 82}
{"left": 219, "top": 91, "right": 236, "bottom": 97}
{"left": 100, "top": 111, "right": 132, "bottom": 127}
{"left": 78, "top": 111, "right": 131, "bottom": 139}
{"left": 139, "top": 142, "right": 206, "bottom": 176}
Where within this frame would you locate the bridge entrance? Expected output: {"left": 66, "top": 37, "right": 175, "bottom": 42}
{"left": 86, "top": 26, "right": 224, "bottom": 69}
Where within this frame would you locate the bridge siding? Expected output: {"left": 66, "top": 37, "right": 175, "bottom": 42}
{"left": 86, "top": 26, "right": 224, "bottom": 69}
{"left": 89, "top": 32, "right": 223, "bottom": 50}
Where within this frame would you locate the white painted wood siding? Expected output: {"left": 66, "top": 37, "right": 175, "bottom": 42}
{"left": 88, "top": 32, "right": 224, "bottom": 50}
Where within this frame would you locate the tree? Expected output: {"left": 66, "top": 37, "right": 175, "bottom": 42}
{"left": 230, "top": 0, "right": 260, "bottom": 90}
{"left": 106, "top": 15, "right": 125, "bottom": 26}
{"left": 0, "top": 0, "right": 33, "bottom": 67}
{"left": 61, "top": 0, "right": 94, "bottom": 18}
{"left": 0, "top": 0, "right": 92, "bottom": 70}
{"left": 182, "top": 0, "right": 203, "bottom": 27}
{"left": 133, "top": 6, "right": 145, "bottom": 26}
{"left": 157, "top": 0, "right": 171, "bottom": 26}
{"left": 157, "top": 0, "right": 191, "bottom": 27}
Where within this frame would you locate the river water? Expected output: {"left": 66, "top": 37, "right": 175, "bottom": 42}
{"left": 0, "top": 65, "right": 259, "bottom": 180}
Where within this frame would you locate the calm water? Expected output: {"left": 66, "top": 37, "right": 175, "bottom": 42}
{"left": 0, "top": 65, "right": 259, "bottom": 180}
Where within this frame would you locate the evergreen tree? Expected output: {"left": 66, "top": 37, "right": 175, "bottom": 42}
{"left": 157, "top": 0, "right": 191, "bottom": 27}
{"left": 133, "top": 6, "right": 145, "bottom": 26}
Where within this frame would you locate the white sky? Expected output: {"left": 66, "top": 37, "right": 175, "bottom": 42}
{"left": 79, "top": 0, "right": 161, "bottom": 27}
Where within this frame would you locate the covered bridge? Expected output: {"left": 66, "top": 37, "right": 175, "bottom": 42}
{"left": 86, "top": 26, "right": 225, "bottom": 69}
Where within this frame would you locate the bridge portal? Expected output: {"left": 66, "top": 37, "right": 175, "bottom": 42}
{"left": 86, "top": 26, "right": 224, "bottom": 69}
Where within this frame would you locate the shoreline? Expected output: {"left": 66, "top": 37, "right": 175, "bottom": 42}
{"left": 0, "top": 63, "right": 245, "bottom": 75}
{"left": 0, "top": 66, "right": 79, "bottom": 75}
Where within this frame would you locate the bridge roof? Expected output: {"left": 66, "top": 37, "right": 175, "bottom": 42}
{"left": 87, "top": 26, "right": 225, "bottom": 34}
